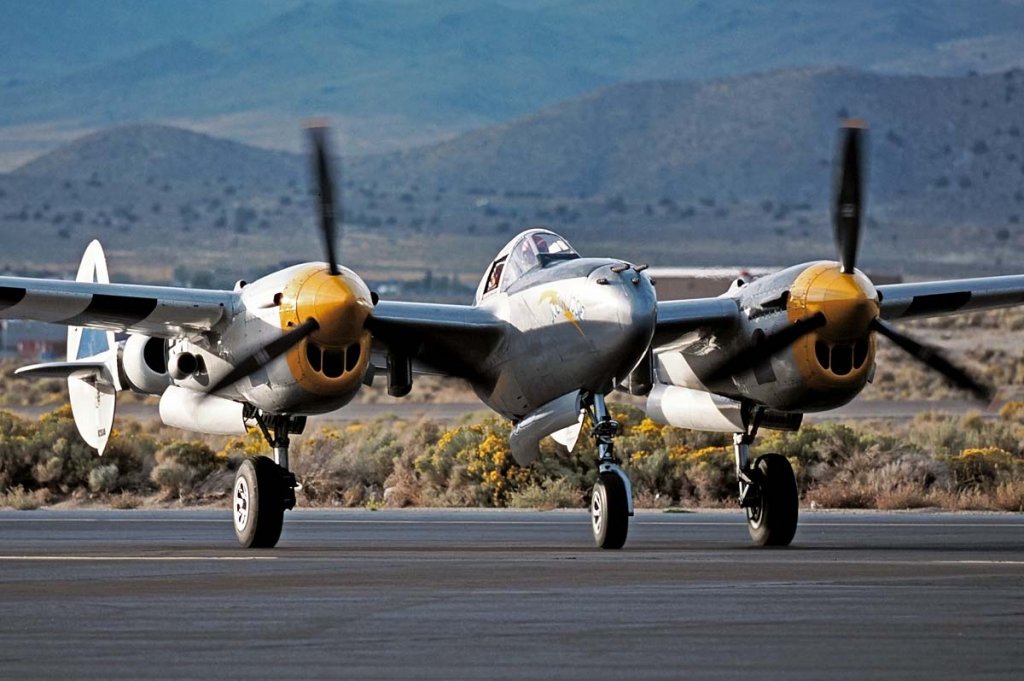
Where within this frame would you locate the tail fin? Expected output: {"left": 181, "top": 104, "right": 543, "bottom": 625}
{"left": 67, "top": 241, "right": 119, "bottom": 454}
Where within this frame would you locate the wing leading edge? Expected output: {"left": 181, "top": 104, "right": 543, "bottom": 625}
{"left": 650, "top": 273, "right": 1024, "bottom": 347}
{"left": 0, "top": 276, "right": 237, "bottom": 337}
{"left": 366, "top": 301, "right": 507, "bottom": 378}
{"left": 652, "top": 298, "right": 740, "bottom": 349}
{"left": 877, "top": 275, "right": 1024, "bottom": 321}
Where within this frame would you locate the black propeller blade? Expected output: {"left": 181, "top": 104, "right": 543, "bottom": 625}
{"left": 870, "top": 318, "right": 992, "bottom": 401}
{"left": 704, "top": 312, "right": 827, "bottom": 384}
{"left": 205, "top": 123, "right": 360, "bottom": 397}
{"left": 208, "top": 318, "right": 320, "bottom": 395}
{"left": 307, "top": 123, "right": 341, "bottom": 276}
{"left": 833, "top": 121, "right": 866, "bottom": 274}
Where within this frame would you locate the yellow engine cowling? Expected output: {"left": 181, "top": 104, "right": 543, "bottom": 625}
{"left": 278, "top": 265, "right": 374, "bottom": 397}
{"left": 788, "top": 262, "right": 879, "bottom": 393}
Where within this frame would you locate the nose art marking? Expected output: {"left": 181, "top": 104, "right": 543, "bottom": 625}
{"left": 540, "top": 290, "right": 585, "bottom": 336}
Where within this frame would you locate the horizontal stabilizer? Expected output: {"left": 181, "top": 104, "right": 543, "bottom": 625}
{"left": 15, "top": 360, "right": 109, "bottom": 381}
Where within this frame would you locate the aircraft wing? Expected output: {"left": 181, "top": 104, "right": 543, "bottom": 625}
{"left": 0, "top": 276, "right": 237, "bottom": 337}
{"left": 366, "top": 301, "right": 507, "bottom": 378}
{"left": 877, "top": 275, "right": 1024, "bottom": 321}
{"left": 652, "top": 298, "right": 740, "bottom": 349}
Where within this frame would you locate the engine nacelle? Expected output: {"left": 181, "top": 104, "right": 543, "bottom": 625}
{"left": 121, "top": 334, "right": 171, "bottom": 395}
{"left": 159, "top": 385, "right": 248, "bottom": 435}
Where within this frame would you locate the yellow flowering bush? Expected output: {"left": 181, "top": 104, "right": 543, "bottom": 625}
{"left": 951, "top": 446, "right": 1019, "bottom": 490}
{"left": 999, "top": 400, "right": 1024, "bottom": 422}
{"left": 218, "top": 429, "right": 270, "bottom": 461}
{"left": 415, "top": 418, "right": 532, "bottom": 506}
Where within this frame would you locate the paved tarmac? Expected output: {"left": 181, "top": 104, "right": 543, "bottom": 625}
{"left": 0, "top": 509, "right": 1021, "bottom": 680}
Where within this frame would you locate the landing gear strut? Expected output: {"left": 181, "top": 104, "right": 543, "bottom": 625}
{"left": 734, "top": 422, "right": 798, "bottom": 546}
{"left": 232, "top": 411, "right": 304, "bottom": 548}
{"left": 585, "top": 392, "right": 633, "bottom": 549}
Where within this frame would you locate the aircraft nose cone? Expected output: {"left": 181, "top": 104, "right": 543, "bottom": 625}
{"left": 589, "top": 263, "right": 658, "bottom": 375}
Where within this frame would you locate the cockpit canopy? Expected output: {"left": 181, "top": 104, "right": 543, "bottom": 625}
{"left": 476, "top": 229, "right": 580, "bottom": 301}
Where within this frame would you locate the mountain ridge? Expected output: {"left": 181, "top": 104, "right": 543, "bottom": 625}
{"left": 3, "top": 0, "right": 1024, "bottom": 162}
{"left": 11, "top": 66, "right": 1024, "bottom": 229}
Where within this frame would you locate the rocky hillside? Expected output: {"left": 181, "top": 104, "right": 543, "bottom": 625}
{"left": 13, "top": 124, "right": 304, "bottom": 189}
{"left": 353, "top": 68, "right": 1024, "bottom": 222}
{"left": 4, "top": 67, "right": 1024, "bottom": 280}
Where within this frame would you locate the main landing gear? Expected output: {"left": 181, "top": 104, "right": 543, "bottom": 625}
{"left": 585, "top": 392, "right": 634, "bottom": 549}
{"left": 734, "top": 422, "right": 799, "bottom": 546}
{"left": 232, "top": 411, "right": 305, "bottom": 548}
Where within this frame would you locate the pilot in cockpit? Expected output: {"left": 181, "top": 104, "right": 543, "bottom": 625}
{"left": 485, "top": 259, "right": 504, "bottom": 293}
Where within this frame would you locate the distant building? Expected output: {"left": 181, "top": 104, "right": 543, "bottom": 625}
{"left": 1, "top": 320, "right": 67, "bottom": 360}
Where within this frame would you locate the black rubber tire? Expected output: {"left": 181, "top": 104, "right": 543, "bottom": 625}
{"left": 591, "top": 472, "right": 629, "bottom": 549}
{"left": 233, "top": 456, "right": 285, "bottom": 549}
{"left": 746, "top": 453, "right": 799, "bottom": 547}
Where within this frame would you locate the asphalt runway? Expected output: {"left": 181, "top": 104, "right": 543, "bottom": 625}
{"left": 0, "top": 510, "right": 1021, "bottom": 680}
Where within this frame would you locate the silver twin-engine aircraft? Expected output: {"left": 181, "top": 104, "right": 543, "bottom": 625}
{"left": 7, "top": 121, "right": 1024, "bottom": 548}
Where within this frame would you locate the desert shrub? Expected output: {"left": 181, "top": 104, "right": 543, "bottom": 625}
{"left": 218, "top": 429, "right": 270, "bottom": 465}
{"left": 0, "top": 485, "right": 47, "bottom": 510}
{"left": 681, "top": 446, "right": 736, "bottom": 504}
{"left": 382, "top": 463, "right": 423, "bottom": 507}
{"left": 805, "top": 482, "right": 875, "bottom": 508}
{"left": 999, "top": 400, "right": 1024, "bottom": 423}
{"left": 948, "top": 447, "right": 1019, "bottom": 491}
{"left": 993, "top": 480, "right": 1024, "bottom": 512}
{"left": 0, "top": 406, "right": 158, "bottom": 497}
{"left": 0, "top": 410, "right": 37, "bottom": 489}
{"left": 875, "top": 485, "right": 934, "bottom": 510}
{"left": 100, "top": 431, "right": 159, "bottom": 492}
{"left": 291, "top": 418, "right": 444, "bottom": 506}
{"left": 150, "top": 441, "right": 220, "bottom": 499}
{"left": 88, "top": 463, "right": 120, "bottom": 493}
{"left": 508, "top": 478, "right": 583, "bottom": 509}
{"left": 32, "top": 456, "right": 64, "bottom": 486}
{"left": 415, "top": 417, "right": 532, "bottom": 506}
{"left": 151, "top": 461, "right": 194, "bottom": 498}
{"left": 156, "top": 441, "right": 219, "bottom": 476}
{"left": 109, "top": 491, "right": 143, "bottom": 509}
{"left": 293, "top": 421, "right": 395, "bottom": 505}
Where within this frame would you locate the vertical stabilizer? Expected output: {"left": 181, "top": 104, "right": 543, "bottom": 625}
{"left": 67, "top": 240, "right": 119, "bottom": 454}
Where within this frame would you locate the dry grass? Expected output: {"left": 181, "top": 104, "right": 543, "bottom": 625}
{"left": 508, "top": 478, "right": 584, "bottom": 510}
{"left": 0, "top": 486, "right": 48, "bottom": 510}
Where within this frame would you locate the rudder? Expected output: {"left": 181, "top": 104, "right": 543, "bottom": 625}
{"left": 67, "top": 240, "right": 119, "bottom": 454}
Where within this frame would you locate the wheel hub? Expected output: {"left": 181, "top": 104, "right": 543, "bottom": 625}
{"left": 742, "top": 481, "right": 764, "bottom": 528}
{"left": 234, "top": 477, "right": 250, "bottom": 532}
{"left": 591, "top": 489, "right": 604, "bottom": 535}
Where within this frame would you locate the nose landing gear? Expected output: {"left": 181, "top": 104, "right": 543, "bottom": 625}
{"left": 586, "top": 392, "right": 633, "bottom": 549}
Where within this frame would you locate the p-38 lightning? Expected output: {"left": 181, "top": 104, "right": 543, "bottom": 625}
{"left": 6, "top": 121, "right": 1024, "bottom": 549}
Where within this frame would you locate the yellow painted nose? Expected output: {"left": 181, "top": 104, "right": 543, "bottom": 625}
{"left": 284, "top": 267, "right": 373, "bottom": 347}
{"left": 789, "top": 262, "right": 879, "bottom": 340}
